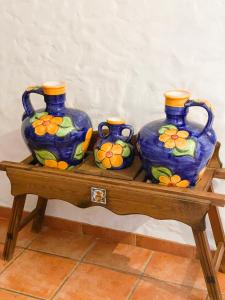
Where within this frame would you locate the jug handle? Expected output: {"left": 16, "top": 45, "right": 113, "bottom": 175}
{"left": 120, "top": 124, "right": 134, "bottom": 142}
{"left": 22, "top": 86, "right": 44, "bottom": 119}
{"left": 98, "top": 122, "right": 134, "bottom": 142}
{"left": 184, "top": 99, "right": 214, "bottom": 137}
{"left": 98, "top": 122, "right": 110, "bottom": 138}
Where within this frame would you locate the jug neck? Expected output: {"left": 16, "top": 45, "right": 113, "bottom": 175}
{"left": 109, "top": 124, "right": 121, "bottom": 135}
{"left": 165, "top": 106, "right": 187, "bottom": 126}
{"left": 44, "top": 93, "right": 66, "bottom": 115}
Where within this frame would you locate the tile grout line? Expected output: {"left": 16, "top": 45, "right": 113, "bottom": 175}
{"left": 0, "top": 228, "right": 214, "bottom": 299}
{"left": 79, "top": 238, "right": 98, "bottom": 261}
{"left": 0, "top": 227, "right": 39, "bottom": 276}
{"left": 0, "top": 236, "right": 97, "bottom": 300}
{"left": 25, "top": 248, "right": 82, "bottom": 261}
{"left": 0, "top": 247, "right": 26, "bottom": 276}
{"left": 0, "top": 286, "right": 44, "bottom": 300}
{"left": 142, "top": 273, "right": 209, "bottom": 295}
{"left": 127, "top": 250, "right": 155, "bottom": 300}
{"left": 139, "top": 250, "right": 210, "bottom": 295}
{"left": 50, "top": 260, "right": 82, "bottom": 300}
{"left": 50, "top": 239, "right": 98, "bottom": 300}
{"left": 142, "top": 272, "right": 209, "bottom": 293}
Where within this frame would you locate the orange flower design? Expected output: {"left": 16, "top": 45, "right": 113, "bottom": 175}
{"left": 32, "top": 115, "right": 63, "bottom": 136}
{"left": 159, "top": 128, "right": 189, "bottom": 149}
{"left": 44, "top": 159, "right": 68, "bottom": 170}
{"left": 96, "top": 142, "right": 123, "bottom": 169}
{"left": 159, "top": 174, "right": 190, "bottom": 188}
{"left": 82, "top": 128, "right": 93, "bottom": 153}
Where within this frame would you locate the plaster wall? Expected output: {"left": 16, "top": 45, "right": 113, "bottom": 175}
{"left": 0, "top": 0, "right": 225, "bottom": 246}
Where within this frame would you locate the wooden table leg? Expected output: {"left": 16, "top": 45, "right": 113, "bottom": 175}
{"left": 208, "top": 205, "right": 225, "bottom": 274}
{"left": 3, "top": 195, "right": 26, "bottom": 261}
{"left": 192, "top": 228, "right": 222, "bottom": 300}
{"left": 32, "top": 196, "right": 48, "bottom": 233}
{"left": 208, "top": 184, "right": 225, "bottom": 273}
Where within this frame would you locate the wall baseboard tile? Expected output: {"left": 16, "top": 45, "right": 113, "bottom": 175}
{"left": 0, "top": 205, "right": 197, "bottom": 259}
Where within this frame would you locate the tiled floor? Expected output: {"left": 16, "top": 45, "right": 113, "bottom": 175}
{"left": 0, "top": 218, "right": 224, "bottom": 299}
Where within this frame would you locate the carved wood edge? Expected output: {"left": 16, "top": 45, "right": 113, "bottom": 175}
{"left": 0, "top": 142, "right": 224, "bottom": 207}
{"left": 3, "top": 168, "right": 224, "bottom": 213}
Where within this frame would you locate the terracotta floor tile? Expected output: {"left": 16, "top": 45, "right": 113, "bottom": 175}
{"left": 0, "top": 244, "right": 24, "bottom": 273}
{"left": 29, "top": 227, "right": 95, "bottom": 259}
{"left": 145, "top": 251, "right": 206, "bottom": 289}
{"left": 0, "top": 289, "right": 34, "bottom": 299}
{"left": 131, "top": 277, "right": 206, "bottom": 300}
{"left": 217, "top": 272, "right": 225, "bottom": 294}
{"left": 84, "top": 239, "right": 152, "bottom": 274}
{"left": 0, "top": 218, "right": 37, "bottom": 248}
{"left": 145, "top": 251, "right": 225, "bottom": 293}
{"left": 54, "top": 263, "right": 138, "bottom": 300}
{"left": 0, "top": 250, "right": 76, "bottom": 299}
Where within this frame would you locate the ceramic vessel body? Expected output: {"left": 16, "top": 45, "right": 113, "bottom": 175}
{"left": 137, "top": 98, "right": 216, "bottom": 187}
{"left": 94, "top": 120, "right": 134, "bottom": 170}
{"left": 21, "top": 85, "right": 92, "bottom": 170}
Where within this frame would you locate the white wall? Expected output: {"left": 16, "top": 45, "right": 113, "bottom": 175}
{"left": 0, "top": 0, "right": 225, "bottom": 247}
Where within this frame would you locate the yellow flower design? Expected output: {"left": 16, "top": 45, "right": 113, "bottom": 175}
{"left": 96, "top": 142, "right": 123, "bottom": 169}
{"left": 159, "top": 174, "right": 190, "bottom": 188}
{"left": 44, "top": 159, "right": 69, "bottom": 170}
{"left": 32, "top": 115, "right": 63, "bottom": 136}
{"left": 159, "top": 128, "right": 189, "bottom": 149}
{"left": 82, "top": 128, "right": 93, "bottom": 153}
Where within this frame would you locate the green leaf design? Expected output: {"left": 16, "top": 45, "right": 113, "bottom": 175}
{"left": 56, "top": 116, "right": 76, "bottom": 137}
{"left": 172, "top": 139, "right": 196, "bottom": 157}
{"left": 60, "top": 116, "right": 74, "bottom": 128}
{"left": 56, "top": 127, "right": 74, "bottom": 137}
{"left": 67, "top": 166, "right": 75, "bottom": 171}
{"left": 34, "top": 150, "right": 56, "bottom": 165}
{"left": 74, "top": 143, "right": 84, "bottom": 160}
{"left": 115, "top": 140, "right": 126, "bottom": 147}
{"left": 30, "top": 115, "right": 36, "bottom": 123}
{"left": 30, "top": 112, "right": 48, "bottom": 123}
{"left": 158, "top": 124, "right": 177, "bottom": 135}
{"left": 36, "top": 112, "right": 48, "bottom": 119}
{"left": 151, "top": 166, "right": 172, "bottom": 180}
{"left": 76, "top": 153, "right": 83, "bottom": 160}
{"left": 122, "top": 145, "right": 131, "bottom": 157}
{"left": 94, "top": 149, "right": 100, "bottom": 163}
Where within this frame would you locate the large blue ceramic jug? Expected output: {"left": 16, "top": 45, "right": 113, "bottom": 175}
{"left": 137, "top": 90, "right": 216, "bottom": 187}
{"left": 94, "top": 118, "right": 134, "bottom": 170}
{"left": 22, "top": 81, "right": 92, "bottom": 170}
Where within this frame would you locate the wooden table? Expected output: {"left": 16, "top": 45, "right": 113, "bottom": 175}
{"left": 1, "top": 134, "right": 225, "bottom": 300}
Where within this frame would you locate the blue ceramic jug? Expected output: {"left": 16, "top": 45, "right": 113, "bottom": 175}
{"left": 22, "top": 81, "right": 92, "bottom": 170}
{"left": 137, "top": 90, "right": 216, "bottom": 187}
{"left": 94, "top": 118, "right": 134, "bottom": 170}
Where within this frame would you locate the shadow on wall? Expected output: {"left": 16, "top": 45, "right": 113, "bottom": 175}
{"left": 0, "top": 129, "right": 29, "bottom": 162}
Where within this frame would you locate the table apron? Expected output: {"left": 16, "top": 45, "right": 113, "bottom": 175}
{"left": 6, "top": 168, "right": 210, "bottom": 228}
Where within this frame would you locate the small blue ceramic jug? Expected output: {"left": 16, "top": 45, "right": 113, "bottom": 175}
{"left": 94, "top": 118, "right": 134, "bottom": 170}
{"left": 137, "top": 90, "right": 216, "bottom": 187}
{"left": 21, "top": 81, "right": 92, "bottom": 170}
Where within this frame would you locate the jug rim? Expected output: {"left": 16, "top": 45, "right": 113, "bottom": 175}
{"left": 164, "top": 89, "right": 190, "bottom": 100}
{"left": 43, "top": 81, "right": 66, "bottom": 95}
{"left": 107, "top": 117, "right": 125, "bottom": 125}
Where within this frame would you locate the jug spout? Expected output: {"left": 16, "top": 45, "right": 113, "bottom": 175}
{"left": 164, "top": 89, "right": 190, "bottom": 126}
{"left": 43, "top": 81, "right": 66, "bottom": 115}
